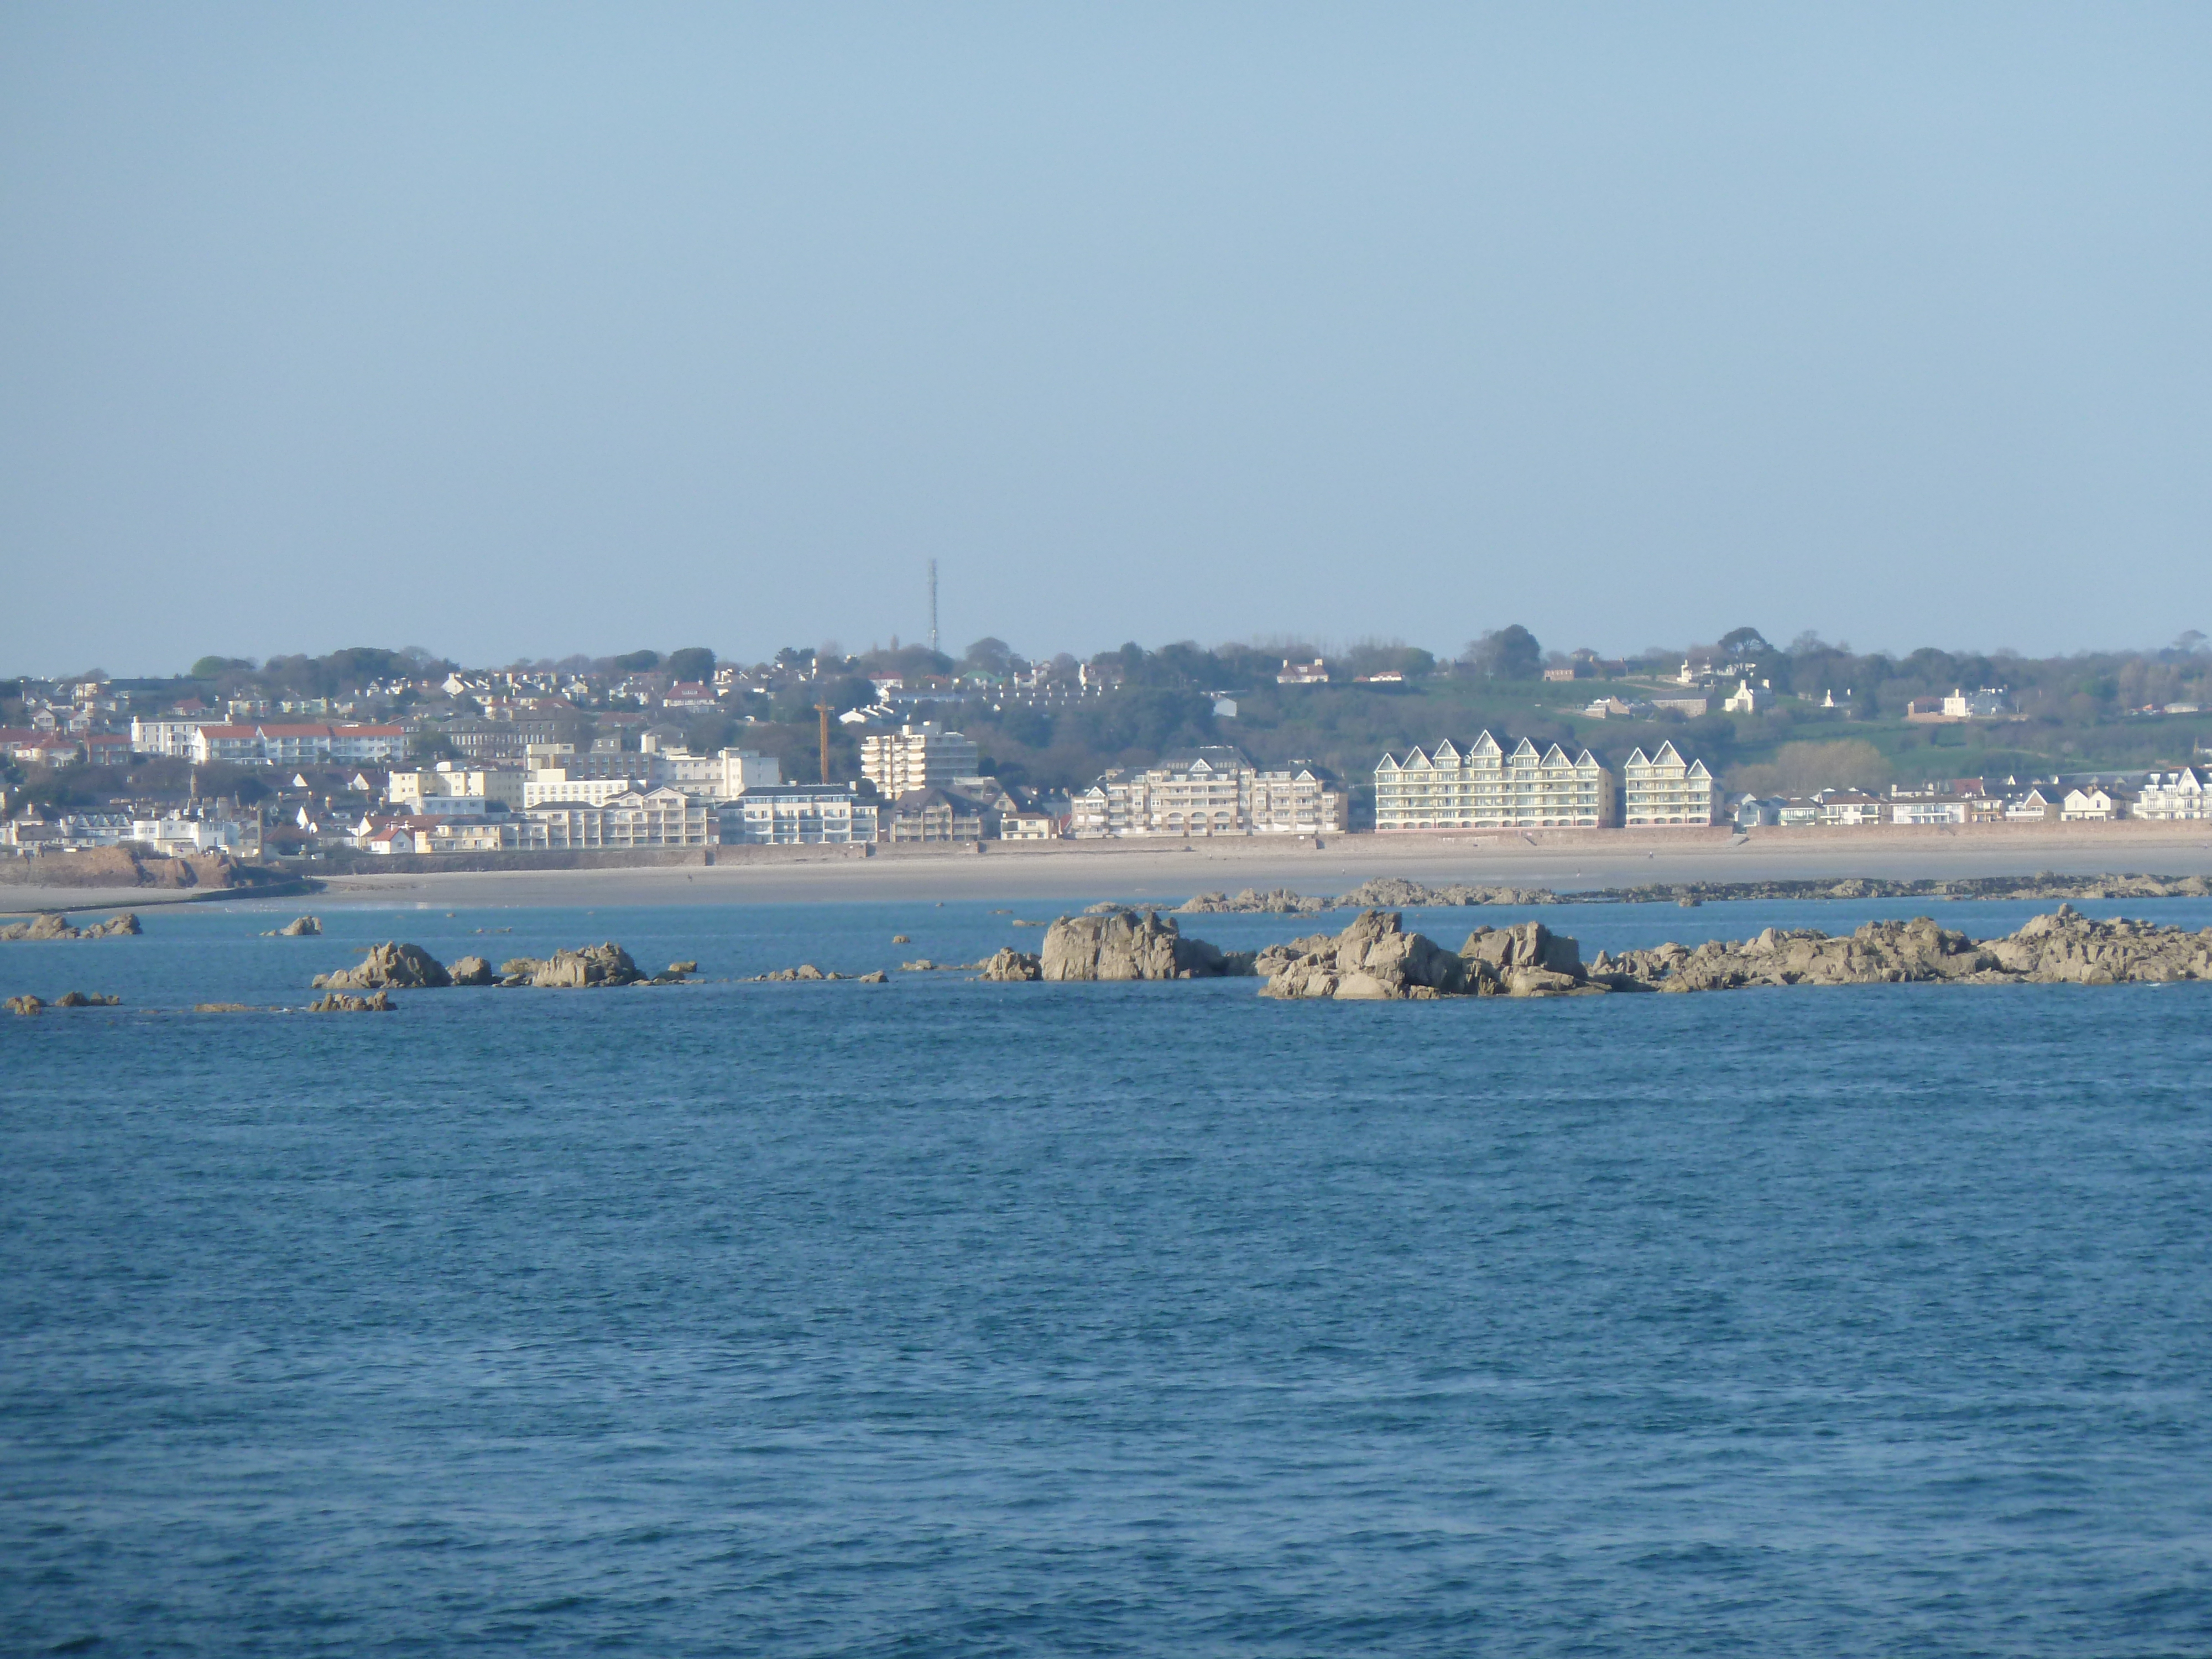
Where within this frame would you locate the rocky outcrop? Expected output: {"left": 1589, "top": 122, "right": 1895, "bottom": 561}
{"left": 1333, "top": 878, "right": 1560, "bottom": 909}
{"left": 857, "top": 969, "right": 889, "bottom": 984}
{"left": 1039, "top": 909, "right": 1250, "bottom": 981}
{"left": 7, "top": 993, "right": 42, "bottom": 1015}
{"left": 274, "top": 916, "right": 321, "bottom": 936}
{"left": 0, "top": 911, "right": 140, "bottom": 941}
{"left": 309, "top": 990, "right": 395, "bottom": 1012}
{"left": 1178, "top": 888, "right": 1333, "bottom": 915}
{"left": 1603, "top": 905, "right": 2212, "bottom": 991}
{"left": 51, "top": 991, "right": 121, "bottom": 1007}
{"left": 447, "top": 955, "right": 495, "bottom": 986}
{"left": 498, "top": 943, "right": 646, "bottom": 988}
{"left": 750, "top": 963, "right": 846, "bottom": 982}
{"left": 312, "top": 942, "right": 452, "bottom": 990}
{"left": 1259, "top": 905, "right": 2212, "bottom": 1000}
{"left": 977, "top": 947, "right": 1042, "bottom": 982}
{"left": 1256, "top": 910, "right": 1483, "bottom": 999}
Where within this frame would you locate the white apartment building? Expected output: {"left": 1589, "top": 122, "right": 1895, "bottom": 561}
{"left": 523, "top": 787, "right": 713, "bottom": 849}
{"left": 718, "top": 783, "right": 880, "bottom": 845}
{"left": 132, "top": 813, "right": 259, "bottom": 855}
{"left": 184, "top": 722, "right": 405, "bottom": 766}
{"left": 522, "top": 768, "right": 653, "bottom": 808}
{"left": 388, "top": 764, "right": 526, "bottom": 812}
{"left": 131, "top": 717, "right": 213, "bottom": 758}
{"left": 860, "top": 723, "right": 979, "bottom": 799}
{"left": 652, "top": 747, "right": 782, "bottom": 800}
{"left": 2135, "top": 768, "right": 2210, "bottom": 821}
{"left": 1373, "top": 734, "right": 1615, "bottom": 831}
{"left": 2061, "top": 784, "right": 2128, "bottom": 821}
{"left": 1621, "top": 742, "right": 1722, "bottom": 826}
{"left": 1070, "top": 749, "right": 1347, "bottom": 838}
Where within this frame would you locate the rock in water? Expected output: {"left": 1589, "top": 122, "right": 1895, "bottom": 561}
{"left": 977, "top": 947, "right": 1042, "bottom": 982}
{"left": 6, "top": 994, "right": 42, "bottom": 1015}
{"left": 311, "top": 942, "right": 453, "bottom": 990}
{"left": 857, "top": 969, "right": 889, "bottom": 984}
{"left": 277, "top": 916, "right": 321, "bottom": 936}
{"left": 1039, "top": 909, "right": 1249, "bottom": 981}
{"left": 1257, "top": 910, "right": 1478, "bottom": 1000}
{"left": 447, "top": 956, "right": 495, "bottom": 986}
{"left": 507, "top": 943, "right": 647, "bottom": 988}
{"left": 308, "top": 990, "right": 395, "bottom": 1012}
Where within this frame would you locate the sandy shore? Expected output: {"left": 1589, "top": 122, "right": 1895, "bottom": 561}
{"left": 6, "top": 824, "right": 2210, "bottom": 913}
{"left": 6, "top": 823, "right": 2198, "bottom": 911}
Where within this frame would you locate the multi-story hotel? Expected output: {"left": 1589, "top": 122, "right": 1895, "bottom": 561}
{"left": 1621, "top": 741, "right": 1722, "bottom": 826}
{"left": 1373, "top": 733, "right": 1615, "bottom": 830}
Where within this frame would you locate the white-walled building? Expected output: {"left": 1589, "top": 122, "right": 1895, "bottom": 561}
{"left": 1071, "top": 749, "right": 1347, "bottom": 838}
{"left": 1621, "top": 742, "right": 1722, "bottom": 826}
{"left": 388, "top": 764, "right": 526, "bottom": 812}
{"left": 1373, "top": 734, "right": 1615, "bottom": 831}
{"left": 719, "top": 783, "right": 880, "bottom": 844}
{"left": 653, "top": 747, "right": 782, "bottom": 800}
{"left": 860, "top": 723, "right": 979, "bottom": 799}
{"left": 2136, "top": 768, "right": 2210, "bottom": 821}
{"left": 524, "top": 787, "right": 713, "bottom": 848}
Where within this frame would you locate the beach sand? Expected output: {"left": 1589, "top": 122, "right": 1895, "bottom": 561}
{"left": 4, "top": 822, "right": 2194, "bottom": 911}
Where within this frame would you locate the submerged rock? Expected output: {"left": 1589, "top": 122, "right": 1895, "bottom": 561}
{"left": 1039, "top": 909, "right": 1249, "bottom": 981}
{"left": 312, "top": 942, "right": 452, "bottom": 990}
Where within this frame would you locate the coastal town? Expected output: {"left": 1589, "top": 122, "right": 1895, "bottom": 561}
{"left": 2, "top": 632, "right": 2208, "bottom": 866}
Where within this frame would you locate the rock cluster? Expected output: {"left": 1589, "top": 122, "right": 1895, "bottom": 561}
{"left": 309, "top": 990, "right": 395, "bottom": 1013}
{"left": 0, "top": 911, "right": 141, "bottom": 941}
{"left": 976, "top": 947, "right": 1042, "bottom": 982}
{"left": 497, "top": 943, "right": 647, "bottom": 988}
{"left": 267, "top": 916, "right": 321, "bottom": 936}
{"left": 1601, "top": 905, "right": 2212, "bottom": 990}
{"left": 314, "top": 942, "right": 452, "bottom": 990}
{"left": 749, "top": 963, "right": 848, "bottom": 982}
{"left": 1039, "top": 909, "right": 1251, "bottom": 981}
{"left": 1248, "top": 904, "right": 2212, "bottom": 1001}
{"left": 1177, "top": 888, "right": 1333, "bottom": 915}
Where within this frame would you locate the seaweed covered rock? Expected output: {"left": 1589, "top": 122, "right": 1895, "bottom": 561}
{"left": 312, "top": 942, "right": 452, "bottom": 990}
{"left": 1040, "top": 909, "right": 1249, "bottom": 981}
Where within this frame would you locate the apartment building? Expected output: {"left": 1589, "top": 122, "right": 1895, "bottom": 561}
{"left": 2136, "top": 768, "right": 2210, "bottom": 821}
{"left": 522, "top": 767, "right": 653, "bottom": 808}
{"left": 1070, "top": 748, "right": 1347, "bottom": 838}
{"left": 1374, "top": 734, "right": 1615, "bottom": 830}
{"left": 860, "top": 723, "right": 979, "bottom": 799}
{"left": 718, "top": 782, "right": 880, "bottom": 845}
{"left": 1621, "top": 742, "right": 1722, "bottom": 826}
{"left": 651, "top": 747, "right": 782, "bottom": 800}
{"left": 184, "top": 722, "right": 405, "bottom": 766}
{"left": 887, "top": 786, "right": 995, "bottom": 843}
{"left": 388, "top": 765, "right": 526, "bottom": 813}
{"left": 524, "top": 787, "right": 713, "bottom": 848}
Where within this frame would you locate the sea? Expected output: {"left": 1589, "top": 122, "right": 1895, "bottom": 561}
{"left": 5, "top": 892, "right": 2212, "bottom": 1656}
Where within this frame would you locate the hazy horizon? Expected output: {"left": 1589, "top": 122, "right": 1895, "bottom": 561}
{"left": 5, "top": 4, "right": 2209, "bottom": 673}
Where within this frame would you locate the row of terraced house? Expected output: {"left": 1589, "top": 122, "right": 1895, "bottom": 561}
{"left": 1374, "top": 735, "right": 1723, "bottom": 829}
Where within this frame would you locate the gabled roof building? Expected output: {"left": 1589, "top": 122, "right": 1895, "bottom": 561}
{"left": 1621, "top": 742, "right": 1722, "bottom": 827}
{"left": 1374, "top": 733, "right": 1615, "bottom": 830}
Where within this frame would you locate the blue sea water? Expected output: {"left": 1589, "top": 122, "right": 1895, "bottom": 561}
{"left": 5, "top": 894, "right": 2212, "bottom": 1656}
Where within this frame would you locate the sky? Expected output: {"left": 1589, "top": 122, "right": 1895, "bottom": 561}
{"left": 3, "top": 3, "right": 2209, "bottom": 676}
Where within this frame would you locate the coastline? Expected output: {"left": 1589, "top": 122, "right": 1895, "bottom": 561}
{"left": 6, "top": 821, "right": 2203, "bottom": 911}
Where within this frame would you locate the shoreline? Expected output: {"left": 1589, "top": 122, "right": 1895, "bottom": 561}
{"left": 6, "top": 822, "right": 2207, "bottom": 911}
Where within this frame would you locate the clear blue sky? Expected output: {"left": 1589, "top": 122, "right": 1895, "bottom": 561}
{"left": 3, "top": 3, "right": 2208, "bottom": 675}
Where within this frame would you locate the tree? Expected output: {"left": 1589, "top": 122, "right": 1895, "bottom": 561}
{"left": 190, "top": 655, "right": 255, "bottom": 679}
{"left": 612, "top": 649, "right": 661, "bottom": 673}
{"left": 663, "top": 647, "right": 716, "bottom": 683}
{"left": 1718, "top": 627, "right": 1772, "bottom": 657}
{"left": 1465, "top": 625, "right": 1542, "bottom": 680}
{"left": 962, "top": 637, "right": 1016, "bottom": 675}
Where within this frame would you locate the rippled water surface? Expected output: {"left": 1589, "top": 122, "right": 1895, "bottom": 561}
{"left": 6, "top": 895, "right": 2212, "bottom": 1655}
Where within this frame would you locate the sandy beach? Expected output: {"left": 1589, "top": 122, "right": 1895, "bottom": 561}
{"left": 12, "top": 822, "right": 2209, "bottom": 912}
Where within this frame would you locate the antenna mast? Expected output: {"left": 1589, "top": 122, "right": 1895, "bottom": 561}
{"left": 928, "top": 559, "right": 939, "bottom": 654}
